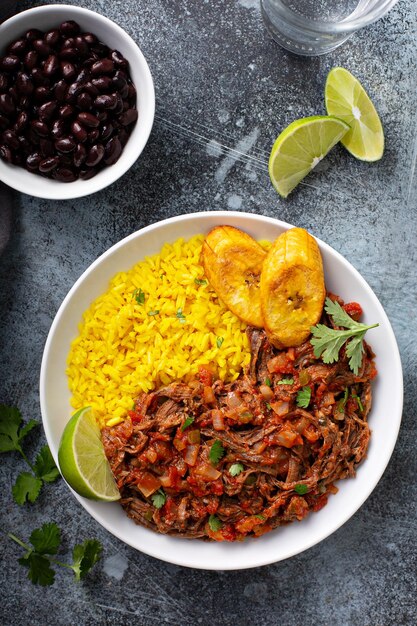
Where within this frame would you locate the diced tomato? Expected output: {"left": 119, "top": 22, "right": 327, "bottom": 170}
{"left": 267, "top": 353, "right": 294, "bottom": 374}
{"left": 198, "top": 365, "right": 213, "bottom": 386}
{"left": 235, "top": 515, "right": 264, "bottom": 534}
{"left": 311, "top": 494, "right": 328, "bottom": 512}
{"left": 129, "top": 411, "right": 143, "bottom": 423}
{"left": 133, "top": 470, "right": 161, "bottom": 497}
{"left": 210, "top": 480, "right": 224, "bottom": 495}
{"left": 343, "top": 301, "right": 363, "bottom": 321}
{"left": 276, "top": 429, "right": 303, "bottom": 448}
{"left": 206, "top": 499, "right": 219, "bottom": 514}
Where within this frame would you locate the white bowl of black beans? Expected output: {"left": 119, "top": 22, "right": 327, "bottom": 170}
{"left": 0, "top": 4, "right": 155, "bottom": 199}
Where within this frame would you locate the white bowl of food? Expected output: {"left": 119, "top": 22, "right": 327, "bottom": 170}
{"left": 0, "top": 4, "right": 154, "bottom": 199}
{"left": 40, "top": 211, "right": 403, "bottom": 570}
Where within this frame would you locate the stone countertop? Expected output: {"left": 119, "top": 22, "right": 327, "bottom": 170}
{"left": 1, "top": 1, "right": 416, "bottom": 624}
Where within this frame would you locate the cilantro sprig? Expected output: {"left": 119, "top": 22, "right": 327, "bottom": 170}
{"left": 208, "top": 514, "right": 222, "bottom": 532}
{"left": 209, "top": 440, "right": 225, "bottom": 465}
{"left": 151, "top": 489, "right": 166, "bottom": 509}
{"left": 0, "top": 405, "right": 60, "bottom": 504}
{"left": 8, "top": 523, "right": 102, "bottom": 586}
{"left": 310, "top": 298, "right": 379, "bottom": 375}
{"left": 229, "top": 462, "right": 244, "bottom": 477}
{"left": 296, "top": 386, "right": 311, "bottom": 409}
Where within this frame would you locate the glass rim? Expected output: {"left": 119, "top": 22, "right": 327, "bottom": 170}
{"left": 264, "top": 0, "right": 399, "bottom": 35}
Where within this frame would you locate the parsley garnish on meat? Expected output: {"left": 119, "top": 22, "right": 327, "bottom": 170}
{"left": 296, "top": 386, "right": 311, "bottom": 408}
{"left": 229, "top": 462, "right": 244, "bottom": 476}
{"left": 310, "top": 298, "right": 379, "bottom": 375}
{"left": 151, "top": 489, "right": 166, "bottom": 509}
{"left": 0, "top": 405, "right": 60, "bottom": 504}
{"left": 208, "top": 515, "right": 222, "bottom": 531}
{"left": 181, "top": 416, "right": 195, "bottom": 431}
{"left": 133, "top": 288, "right": 145, "bottom": 305}
{"left": 209, "top": 440, "right": 225, "bottom": 465}
{"left": 294, "top": 484, "right": 309, "bottom": 495}
{"left": 8, "top": 523, "right": 102, "bottom": 586}
{"left": 278, "top": 377, "right": 294, "bottom": 385}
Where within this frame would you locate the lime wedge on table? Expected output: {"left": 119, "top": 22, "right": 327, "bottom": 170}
{"left": 325, "top": 67, "right": 384, "bottom": 161}
{"left": 58, "top": 407, "right": 120, "bottom": 501}
{"left": 268, "top": 116, "right": 350, "bottom": 198}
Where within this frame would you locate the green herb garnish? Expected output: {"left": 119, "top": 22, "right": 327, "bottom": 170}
{"left": 337, "top": 388, "right": 349, "bottom": 412}
{"left": 0, "top": 405, "right": 60, "bottom": 505}
{"left": 133, "top": 288, "right": 145, "bottom": 305}
{"left": 216, "top": 337, "right": 224, "bottom": 348}
{"left": 208, "top": 514, "right": 222, "bottom": 531}
{"left": 278, "top": 377, "right": 294, "bottom": 385}
{"left": 265, "top": 377, "right": 272, "bottom": 387}
{"left": 229, "top": 462, "right": 244, "bottom": 477}
{"left": 8, "top": 523, "right": 102, "bottom": 586}
{"left": 181, "top": 416, "right": 195, "bottom": 431}
{"left": 209, "top": 440, "right": 225, "bottom": 465}
{"left": 176, "top": 308, "right": 186, "bottom": 323}
{"left": 147, "top": 310, "right": 159, "bottom": 316}
{"left": 254, "top": 514, "right": 266, "bottom": 520}
{"left": 310, "top": 297, "right": 379, "bottom": 375}
{"left": 266, "top": 403, "right": 272, "bottom": 410}
{"left": 351, "top": 394, "right": 364, "bottom": 412}
{"left": 294, "top": 484, "right": 309, "bottom": 495}
{"left": 296, "top": 386, "right": 311, "bottom": 409}
{"left": 194, "top": 278, "right": 207, "bottom": 286}
{"left": 151, "top": 489, "right": 166, "bottom": 509}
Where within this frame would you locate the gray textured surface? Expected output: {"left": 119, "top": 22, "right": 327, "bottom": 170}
{"left": 1, "top": 1, "right": 416, "bottom": 624}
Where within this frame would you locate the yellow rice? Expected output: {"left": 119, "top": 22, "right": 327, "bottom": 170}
{"left": 67, "top": 235, "right": 251, "bottom": 428}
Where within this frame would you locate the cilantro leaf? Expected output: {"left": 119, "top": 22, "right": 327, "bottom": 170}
{"left": 194, "top": 278, "right": 207, "bottom": 286}
{"left": 71, "top": 539, "right": 102, "bottom": 581}
{"left": 12, "top": 472, "right": 42, "bottom": 505}
{"left": 34, "top": 445, "right": 60, "bottom": 483}
{"left": 296, "top": 386, "right": 311, "bottom": 409}
{"left": 208, "top": 514, "right": 222, "bottom": 531}
{"left": 20, "top": 553, "right": 55, "bottom": 586}
{"left": 181, "top": 416, "right": 194, "bottom": 431}
{"left": 176, "top": 308, "right": 186, "bottom": 321}
{"left": 151, "top": 489, "right": 166, "bottom": 509}
{"left": 133, "top": 288, "right": 145, "bottom": 305}
{"left": 209, "top": 440, "right": 225, "bottom": 465}
{"left": 147, "top": 310, "right": 159, "bottom": 316}
{"left": 310, "top": 297, "right": 378, "bottom": 375}
{"left": 229, "top": 462, "right": 244, "bottom": 477}
{"left": 294, "top": 484, "right": 309, "bottom": 495}
{"left": 278, "top": 378, "right": 294, "bottom": 385}
{"left": 216, "top": 337, "right": 224, "bottom": 349}
{"left": 254, "top": 514, "right": 266, "bottom": 520}
{"left": 265, "top": 377, "right": 271, "bottom": 387}
{"left": 30, "top": 523, "right": 61, "bottom": 555}
{"left": 0, "top": 405, "right": 38, "bottom": 453}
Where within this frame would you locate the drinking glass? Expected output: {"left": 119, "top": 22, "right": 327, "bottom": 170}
{"left": 261, "top": 0, "right": 399, "bottom": 56}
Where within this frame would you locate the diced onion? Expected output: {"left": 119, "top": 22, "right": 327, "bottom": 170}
{"left": 184, "top": 443, "right": 200, "bottom": 466}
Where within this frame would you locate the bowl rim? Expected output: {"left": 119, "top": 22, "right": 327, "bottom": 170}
{"left": 40, "top": 211, "right": 404, "bottom": 569}
{"left": 0, "top": 3, "right": 155, "bottom": 200}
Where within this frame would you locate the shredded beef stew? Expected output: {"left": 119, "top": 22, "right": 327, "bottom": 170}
{"left": 102, "top": 296, "right": 376, "bottom": 541}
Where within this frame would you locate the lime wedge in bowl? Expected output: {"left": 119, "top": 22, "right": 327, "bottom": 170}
{"left": 325, "top": 67, "right": 384, "bottom": 162}
{"left": 268, "top": 115, "right": 350, "bottom": 198}
{"left": 58, "top": 406, "right": 120, "bottom": 501}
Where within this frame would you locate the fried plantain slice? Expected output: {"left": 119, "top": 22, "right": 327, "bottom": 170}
{"left": 202, "top": 225, "right": 267, "bottom": 327}
{"left": 260, "top": 227, "right": 325, "bottom": 348}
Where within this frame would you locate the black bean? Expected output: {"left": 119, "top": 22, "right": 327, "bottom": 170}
{"left": 18, "top": 135, "right": 31, "bottom": 154}
{"left": 92, "top": 76, "right": 112, "bottom": 92}
{"left": 0, "top": 73, "right": 9, "bottom": 92}
{"left": 114, "top": 94, "right": 124, "bottom": 115}
{"left": 53, "top": 167, "right": 77, "bottom": 182}
{"left": 59, "top": 104, "right": 74, "bottom": 119}
{"left": 67, "top": 80, "right": 86, "bottom": 100}
{"left": 83, "top": 33, "right": 98, "bottom": 45}
{"left": 33, "top": 40, "right": 52, "bottom": 57}
{"left": 24, "top": 50, "right": 38, "bottom": 71}
{"left": 112, "top": 72, "right": 127, "bottom": 90}
{"left": 0, "top": 93, "right": 15, "bottom": 116}
{"left": 14, "top": 111, "right": 29, "bottom": 133}
{"left": 55, "top": 136, "right": 76, "bottom": 153}
{"left": 94, "top": 93, "right": 118, "bottom": 110}
{"left": 39, "top": 156, "right": 59, "bottom": 173}
{"left": 127, "top": 83, "right": 137, "bottom": 102}
{"left": 8, "top": 39, "right": 27, "bottom": 56}
{"left": 31, "top": 120, "right": 49, "bottom": 137}
{"left": 87, "top": 129, "right": 100, "bottom": 144}
{"left": 91, "top": 58, "right": 114, "bottom": 75}
{"left": 16, "top": 72, "right": 34, "bottom": 95}
{"left": 77, "top": 111, "right": 100, "bottom": 128}
{"left": 0, "top": 115, "right": 9, "bottom": 131}
{"left": 101, "top": 123, "right": 113, "bottom": 141}
{"left": 38, "top": 100, "right": 57, "bottom": 121}
{"left": 76, "top": 92, "right": 93, "bottom": 111}
{"left": 104, "top": 136, "right": 122, "bottom": 165}
{"left": 54, "top": 80, "right": 68, "bottom": 102}
{"left": 59, "top": 21, "right": 81, "bottom": 36}
{"left": 19, "top": 96, "right": 30, "bottom": 110}
{"left": 59, "top": 47, "right": 78, "bottom": 61}
{"left": 1, "top": 55, "right": 20, "bottom": 72}
{"left": 25, "top": 151, "right": 42, "bottom": 171}
{"left": 25, "top": 29, "right": 43, "bottom": 42}
{"left": 0, "top": 144, "right": 13, "bottom": 162}
{"left": 28, "top": 128, "right": 41, "bottom": 146}
{"left": 8, "top": 87, "right": 19, "bottom": 103}
{"left": 51, "top": 118, "right": 66, "bottom": 138}
{"left": 75, "top": 68, "right": 90, "bottom": 84}
{"left": 83, "top": 81, "right": 100, "bottom": 97}
{"left": 71, "top": 120, "right": 88, "bottom": 143}
{"left": 74, "top": 37, "right": 89, "bottom": 56}
{"left": 85, "top": 143, "right": 104, "bottom": 167}
{"left": 120, "top": 109, "right": 138, "bottom": 126}
{"left": 40, "top": 138, "right": 55, "bottom": 157}
{"left": 79, "top": 166, "right": 98, "bottom": 180}
{"left": 61, "top": 61, "right": 76, "bottom": 81}
{"left": 34, "top": 86, "right": 50, "bottom": 103}
{"left": 11, "top": 152, "right": 22, "bottom": 166}
{"left": 43, "top": 55, "right": 59, "bottom": 77}
{"left": 119, "top": 82, "right": 129, "bottom": 99}
{"left": 91, "top": 43, "right": 110, "bottom": 57}
{"left": 73, "top": 143, "right": 86, "bottom": 167}
{"left": 118, "top": 129, "right": 129, "bottom": 147}
{"left": 2, "top": 129, "right": 19, "bottom": 150}
{"left": 44, "top": 29, "right": 60, "bottom": 47}
{"left": 31, "top": 67, "right": 50, "bottom": 87}
{"left": 111, "top": 50, "right": 128, "bottom": 68}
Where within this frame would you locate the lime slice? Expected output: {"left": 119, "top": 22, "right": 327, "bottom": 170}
{"left": 325, "top": 67, "right": 384, "bottom": 161}
{"left": 58, "top": 406, "right": 120, "bottom": 501}
{"left": 268, "top": 116, "right": 350, "bottom": 198}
